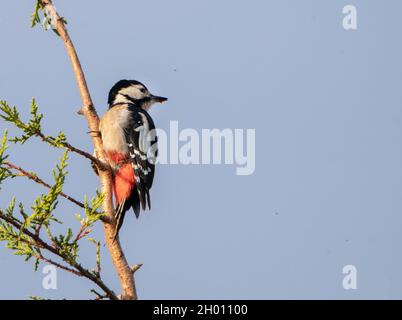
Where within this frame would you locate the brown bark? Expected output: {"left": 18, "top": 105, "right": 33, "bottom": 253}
{"left": 41, "top": 0, "right": 137, "bottom": 300}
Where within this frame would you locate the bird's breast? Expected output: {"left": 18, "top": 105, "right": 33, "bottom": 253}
{"left": 100, "top": 106, "right": 131, "bottom": 163}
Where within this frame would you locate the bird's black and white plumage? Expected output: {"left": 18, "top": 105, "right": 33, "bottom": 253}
{"left": 99, "top": 80, "right": 167, "bottom": 236}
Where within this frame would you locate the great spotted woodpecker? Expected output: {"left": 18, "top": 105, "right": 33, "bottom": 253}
{"left": 99, "top": 80, "right": 167, "bottom": 235}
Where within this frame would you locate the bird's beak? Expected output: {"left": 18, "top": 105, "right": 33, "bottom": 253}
{"left": 150, "top": 94, "right": 168, "bottom": 104}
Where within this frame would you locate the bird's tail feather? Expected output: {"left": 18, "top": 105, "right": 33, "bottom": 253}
{"left": 113, "top": 188, "right": 144, "bottom": 239}
{"left": 114, "top": 199, "right": 129, "bottom": 239}
{"left": 131, "top": 189, "right": 141, "bottom": 218}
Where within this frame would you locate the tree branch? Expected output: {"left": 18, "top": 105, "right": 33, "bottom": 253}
{"left": 0, "top": 210, "right": 118, "bottom": 300}
{"left": 35, "top": 130, "right": 109, "bottom": 171}
{"left": 4, "top": 162, "right": 85, "bottom": 209}
{"left": 41, "top": 0, "right": 137, "bottom": 300}
{"left": 36, "top": 253, "right": 82, "bottom": 276}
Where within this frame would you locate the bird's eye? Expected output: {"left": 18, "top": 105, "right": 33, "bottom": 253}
{"left": 140, "top": 88, "right": 146, "bottom": 93}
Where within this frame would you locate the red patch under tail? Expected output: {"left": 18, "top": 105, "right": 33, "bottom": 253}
{"left": 114, "top": 163, "right": 136, "bottom": 205}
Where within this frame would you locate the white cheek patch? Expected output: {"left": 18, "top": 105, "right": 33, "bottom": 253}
{"left": 119, "top": 86, "right": 142, "bottom": 100}
{"left": 112, "top": 95, "right": 130, "bottom": 105}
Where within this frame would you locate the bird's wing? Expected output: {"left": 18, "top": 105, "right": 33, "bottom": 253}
{"left": 124, "top": 107, "right": 157, "bottom": 210}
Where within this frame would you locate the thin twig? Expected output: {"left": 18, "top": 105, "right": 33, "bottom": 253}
{"left": 73, "top": 225, "right": 86, "bottom": 243}
{"left": 130, "top": 264, "right": 143, "bottom": 274}
{"left": 4, "top": 162, "right": 85, "bottom": 209}
{"left": 91, "top": 289, "right": 108, "bottom": 300}
{"left": 95, "top": 241, "right": 101, "bottom": 276}
{"left": 36, "top": 254, "right": 82, "bottom": 276}
{"left": 35, "top": 130, "right": 109, "bottom": 171}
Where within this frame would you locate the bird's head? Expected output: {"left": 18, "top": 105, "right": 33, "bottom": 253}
{"left": 108, "top": 79, "right": 167, "bottom": 110}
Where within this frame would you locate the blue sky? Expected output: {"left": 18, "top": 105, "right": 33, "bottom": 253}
{"left": 1, "top": 0, "right": 402, "bottom": 299}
